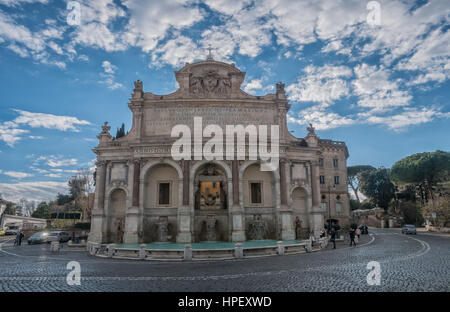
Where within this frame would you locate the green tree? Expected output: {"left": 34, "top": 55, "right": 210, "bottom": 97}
{"left": 360, "top": 168, "right": 395, "bottom": 210}
{"left": 115, "top": 123, "right": 126, "bottom": 138}
{"left": 56, "top": 193, "right": 73, "bottom": 205}
{"left": 32, "top": 201, "right": 51, "bottom": 219}
{"left": 4, "top": 202, "right": 16, "bottom": 215}
{"left": 390, "top": 151, "right": 450, "bottom": 200}
{"left": 347, "top": 165, "right": 376, "bottom": 207}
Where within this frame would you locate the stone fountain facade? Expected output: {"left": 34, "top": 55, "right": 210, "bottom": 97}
{"left": 88, "top": 58, "right": 350, "bottom": 244}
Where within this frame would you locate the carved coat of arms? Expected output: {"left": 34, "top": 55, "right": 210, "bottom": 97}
{"left": 189, "top": 70, "right": 231, "bottom": 97}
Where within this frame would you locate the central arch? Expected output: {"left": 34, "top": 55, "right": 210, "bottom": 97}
{"left": 190, "top": 160, "right": 232, "bottom": 242}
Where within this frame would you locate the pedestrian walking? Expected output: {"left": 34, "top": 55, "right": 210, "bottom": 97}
{"left": 16, "top": 231, "right": 24, "bottom": 246}
{"left": 14, "top": 231, "right": 20, "bottom": 246}
{"left": 330, "top": 228, "right": 336, "bottom": 249}
{"left": 356, "top": 227, "right": 361, "bottom": 240}
{"left": 19, "top": 231, "right": 25, "bottom": 246}
{"left": 349, "top": 228, "right": 356, "bottom": 247}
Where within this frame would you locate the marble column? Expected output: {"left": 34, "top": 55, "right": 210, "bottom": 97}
{"left": 183, "top": 160, "right": 190, "bottom": 206}
{"left": 231, "top": 160, "right": 245, "bottom": 241}
{"left": 177, "top": 160, "right": 192, "bottom": 243}
{"left": 280, "top": 159, "right": 295, "bottom": 240}
{"left": 309, "top": 161, "right": 323, "bottom": 238}
{"left": 132, "top": 160, "right": 140, "bottom": 206}
{"left": 124, "top": 160, "right": 140, "bottom": 244}
{"left": 279, "top": 160, "right": 287, "bottom": 206}
{"left": 88, "top": 161, "right": 107, "bottom": 243}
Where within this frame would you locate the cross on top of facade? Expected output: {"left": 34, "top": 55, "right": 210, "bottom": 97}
{"left": 206, "top": 45, "right": 214, "bottom": 60}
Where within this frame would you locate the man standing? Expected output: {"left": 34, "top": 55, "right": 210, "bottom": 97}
{"left": 330, "top": 228, "right": 336, "bottom": 249}
{"left": 349, "top": 228, "right": 356, "bottom": 247}
{"left": 17, "top": 231, "right": 24, "bottom": 246}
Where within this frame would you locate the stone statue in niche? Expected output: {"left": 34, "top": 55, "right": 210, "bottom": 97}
{"left": 248, "top": 215, "right": 267, "bottom": 240}
{"left": 115, "top": 217, "right": 125, "bottom": 244}
{"left": 157, "top": 216, "right": 169, "bottom": 242}
{"left": 295, "top": 217, "right": 302, "bottom": 240}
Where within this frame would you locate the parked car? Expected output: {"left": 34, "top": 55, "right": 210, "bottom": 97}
{"left": 358, "top": 225, "right": 369, "bottom": 234}
{"left": 0, "top": 229, "right": 6, "bottom": 236}
{"left": 27, "top": 232, "right": 49, "bottom": 245}
{"left": 46, "top": 231, "right": 71, "bottom": 243}
{"left": 5, "top": 228, "right": 19, "bottom": 235}
{"left": 402, "top": 224, "right": 417, "bottom": 235}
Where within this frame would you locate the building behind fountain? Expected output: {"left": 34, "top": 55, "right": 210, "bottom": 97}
{"left": 88, "top": 57, "right": 350, "bottom": 244}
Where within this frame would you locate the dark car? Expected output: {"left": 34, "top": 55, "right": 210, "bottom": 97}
{"left": 358, "top": 225, "right": 368, "bottom": 234}
{"left": 46, "top": 231, "right": 71, "bottom": 243}
{"left": 402, "top": 224, "right": 417, "bottom": 235}
{"left": 27, "top": 232, "right": 49, "bottom": 244}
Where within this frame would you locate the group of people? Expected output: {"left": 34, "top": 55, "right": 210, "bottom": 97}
{"left": 311, "top": 226, "right": 362, "bottom": 249}
{"left": 14, "top": 231, "right": 24, "bottom": 246}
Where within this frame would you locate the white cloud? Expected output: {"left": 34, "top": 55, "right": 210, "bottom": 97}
{"left": 47, "top": 158, "right": 78, "bottom": 168}
{"left": 7, "top": 44, "right": 29, "bottom": 57}
{"left": 151, "top": 35, "right": 204, "bottom": 68}
{"left": 0, "top": 181, "right": 68, "bottom": 203}
{"left": 0, "top": 123, "right": 28, "bottom": 147}
{"left": 45, "top": 173, "right": 62, "bottom": 178}
{"left": 0, "top": 0, "right": 48, "bottom": 6}
{"left": 0, "top": 170, "right": 33, "bottom": 179}
{"left": 0, "top": 110, "right": 90, "bottom": 147}
{"left": 243, "top": 79, "right": 263, "bottom": 93}
{"left": 204, "top": 0, "right": 251, "bottom": 15}
{"left": 123, "top": 0, "right": 203, "bottom": 52}
{"left": 288, "top": 106, "right": 355, "bottom": 131}
{"left": 12, "top": 109, "right": 90, "bottom": 131}
{"left": 32, "top": 155, "right": 78, "bottom": 168}
{"left": 99, "top": 60, "right": 123, "bottom": 89}
{"left": 365, "top": 107, "right": 450, "bottom": 131}
{"left": 352, "top": 64, "right": 411, "bottom": 112}
{"left": 70, "top": 0, "right": 127, "bottom": 52}
{"left": 102, "top": 60, "right": 117, "bottom": 74}
{"left": 322, "top": 40, "right": 351, "bottom": 55}
{"left": 286, "top": 65, "right": 352, "bottom": 104}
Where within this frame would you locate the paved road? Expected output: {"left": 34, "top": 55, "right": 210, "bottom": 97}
{"left": 0, "top": 228, "right": 448, "bottom": 291}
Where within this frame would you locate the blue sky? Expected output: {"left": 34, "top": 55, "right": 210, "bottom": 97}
{"left": 0, "top": 0, "right": 449, "bottom": 202}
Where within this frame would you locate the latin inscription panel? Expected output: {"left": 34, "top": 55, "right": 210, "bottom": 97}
{"left": 144, "top": 106, "right": 277, "bottom": 136}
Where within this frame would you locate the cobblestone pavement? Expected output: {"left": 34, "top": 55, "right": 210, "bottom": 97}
{"left": 0, "top": 228, "right": 448, "bottom": 292}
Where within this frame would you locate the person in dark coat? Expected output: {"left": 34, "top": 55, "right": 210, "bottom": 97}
{"left": 16, "top": 231, "right": 24, "bottom": 246}
{"left": 349, "top": 228, "right": 356, "bottom": 247}
{"left": 330, "top": 228, "right": 336, "bottom": 249}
